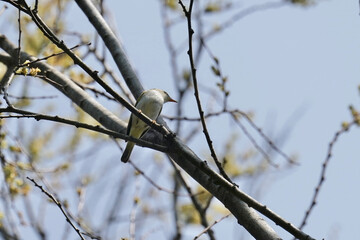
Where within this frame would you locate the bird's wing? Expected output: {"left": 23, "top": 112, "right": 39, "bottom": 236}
{"left": 135, "top": 91, "right": 146, "bottom": 107}
{"left": 157, "top": 106, "right": 163, "bottom": 119}
{"left": 127, "top": 91, "right": 146, "bottom": 136}
{"left": 139, "top": 126, "right": 150, "bottom": 139}
{"left": 138, "top": 108, "right": 160, "bottom": 139}
{"left": 126, "top": 114, "right": 133, "bottom": 136}
{"left": 137, "top": 104, "right": 162, "bottom": 140}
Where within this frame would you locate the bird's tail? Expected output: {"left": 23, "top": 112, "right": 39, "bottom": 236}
{"left": 121, "top": 142, "right": 135, "bottom": 163}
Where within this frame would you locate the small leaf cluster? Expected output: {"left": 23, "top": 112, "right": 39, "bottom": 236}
{"left": 3, "top": 163, "right": 31, "bottom": 197}
{"left": 348, "top": 105, "right": 360, "bottom": 126}
{"left": 211, "top": 58, "right": 230, "bottom": 97}
{"left": 16, "top": 60, "right": 41, "bottom": 76}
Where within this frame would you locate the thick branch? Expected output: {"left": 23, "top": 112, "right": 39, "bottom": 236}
{"left": 74, "top": 0, "right": 143, "bottom": 99}
{"left": 0, "top": 34, "right": 169, "bottom": 139}
{"left": 0, "top": 34, "right": 126, "bottom": 133}
{"left": 167, "top": 137, "right": 315, "bottom": 240}
{"left": 3, "top": 1, "right": 168, "bottom": 137}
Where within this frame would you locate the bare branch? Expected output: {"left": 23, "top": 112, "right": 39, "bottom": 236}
{"left": 1, "top": 1, "right": 169, "bottom": 137}
{"left": 0, "top": 106, "right": 167, "bottom": 153}
{"left": 26, "top": 177, "right": 86, "bottom": 240}
{"left": 129, "top": 179, "right": 140, "bottom": 240}
{"left": 164, "top": 109, "right": 295, "bottom": 165}
{"left": 169, "top": 157, "right": 216, "bottom": 240}
{"left": 179, "top": 0, "right": 233, "bottom": 183}
{"left": 75, "top": 0, "right": 144, "bottom": 98}
{"left": 128, "top": 160, "right": 196, "bottom": 196}
{"left": 167, "top": 136, "right": 314, "bottom": 240}
{"left": 298, "top": 121, "right": 356, "bottom": 230}
{"left": 17, "top": 43, "right": 91, "bottom": 67}
{"left": 194, "top": 214, "right": 231, "bottom": 240}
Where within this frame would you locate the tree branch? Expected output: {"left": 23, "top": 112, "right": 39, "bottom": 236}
{"left": 0, "top": 106, "right": 167, "bottom": 153}
{"left": 2, "top": 1, "right": 170, "bottom": 138}
{"left": 298, "top": 120, "right": 356, "bottom": 231}
{"left": 179, "top": 0, "right": 233, "bottom": 183}
{"left": 167, "top": 137, "right": 314, "bottom": 240}
{"left": 194, "top": 214, "right": 230, "bottom": 240}
{"left": 26, "top": 177, "right": 85, "bottom": 240}
{"left": 74, "top": 0, "right": 144, "bottom": 99}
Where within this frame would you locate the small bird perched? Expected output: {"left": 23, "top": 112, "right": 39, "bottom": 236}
{"left": 121, "top": 89, "right": 177, "bottom": 163}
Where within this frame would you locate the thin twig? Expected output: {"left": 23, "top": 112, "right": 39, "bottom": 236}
{"left": 26, "top": 177, "right": 86, "bottom": 240}
{"left": 164, "top": 108, "right": 294, "bottom": 165}
{"left": 17, "top": 3, "right": 21, "bottom": 66}
{"left": 6, "top": 93, "right": 58, "bottom": 100}
{"left": 168, "top": 157, "right": 216, "bottom": 240}
{"left": 101, "top": 171, "right": 130, "bottom": 234}
{"left": 239, "top": 111, "right": 297, "bottom": 164}
{"left": 86, "top": 45, "right": 135, "bottom": 104}
{"left": 17, "top": 43, "right": 91, "bottom": 67}
{"left": 194, "top": 214, "right": 231, "bottom": 240}
{"left": 298, "top": 121, "right": 356, "bottom": 231}
{"left": 0, "top": 106, "right": 168, "bottom": 152}
{"left": 179, "top": 0, "right": 233, "bottom": 183}
{"left": 129, "top": 178, "right": 140, "bottom": 240}
{"left": 201, "top": 39, "right": 230, "bottom": 110}
{"left": 2, "top": 88, "right": 13, "bottom": 107}
{"left": 172, "top": 171, "right": 181, "bottom": 240}
{"left": 128, "top": 160, "right": 197, "bottom": 197}
{"left": 230, "top": 112, "right": 278, "bottom": 167}
{"left": 160, "top": 2, "right": 189, "bottom": 135}
{"left": 7, "top": 1, "right": 171, "bottom": 138}
{"left": 75, "top": 81, "right": 116, "bottom": 101}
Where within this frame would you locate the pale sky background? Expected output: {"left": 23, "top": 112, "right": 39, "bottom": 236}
{"left": 2, "top": 0, "right": 360, "bottom": 239}
{"left": 101, "top": 1, "right": 360, "bottom": 239}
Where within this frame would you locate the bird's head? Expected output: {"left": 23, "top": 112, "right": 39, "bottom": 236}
{"left": 155, "top": 89, "right": 177, "bottom": 103}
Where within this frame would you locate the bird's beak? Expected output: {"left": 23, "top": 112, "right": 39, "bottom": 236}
{"left": 169, "top": 98, "right": 177, "bottom": 103}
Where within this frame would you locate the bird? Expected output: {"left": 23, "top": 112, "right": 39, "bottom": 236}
{"left": 121, "top": 89, "right": 177, "bottom": 163}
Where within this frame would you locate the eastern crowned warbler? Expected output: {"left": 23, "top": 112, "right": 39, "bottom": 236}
{"left": 121, "top": 89, "right": 177, "bottom": 163}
